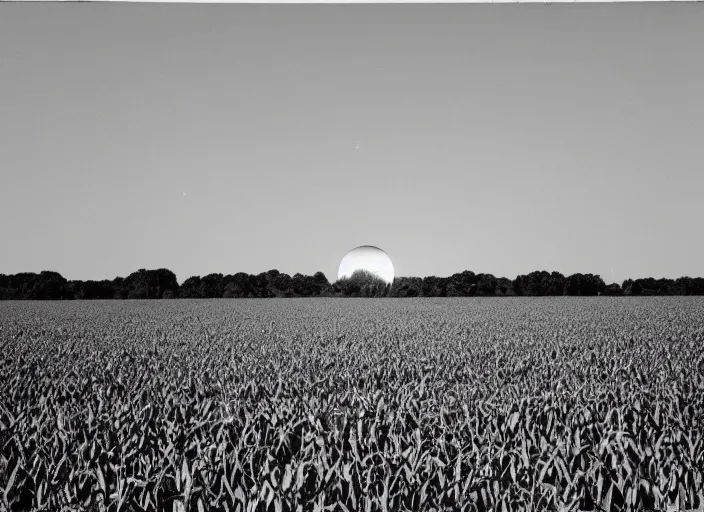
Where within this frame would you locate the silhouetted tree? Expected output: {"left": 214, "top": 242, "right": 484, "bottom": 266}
{"left": 2, "top": 268, "right": 704, "bottom": 299}
{"left": 123, "top": 268, "right": 179, "bottom": 299}
{"left": 676, "top": 277, "right": 704, "bottom": 295}
{"left": 475, "top": 273, "right": 498, "bottom": 296}
{"left": 201, "top": 273, "right": 224, "bottom": 298}
{"left": 565, "top": 273, "right": 606, "bottom": 296}
{"left": 30, "top": 271, "right": 68, "bottom": 300}
{"left": 1, "top": 273, "right": 39, "bottom": 299}
{"left": 513, "top": 271, "right": 566, "bottom": 296}
{"left": 222, "top": 273, "right": 250, "bottom": 298}
{"left": 124, "top": 269, "right": 149, "bottom": 299}
{"left": 71, "top": 279, "right": 114, "bottom": 299}
{"left": 444, "top": 271, "right": 478, "bottom": 296}
{"left": 496, "top": 277, "right": 515, "bottom": 296}
{"left": 623, "top": 278, "right": 646, "bottom": 296}
{"left": 313, "top": 272, "right": 333, "bottom": 297}
{"left": 335, "top": 270, "right": 389, "bottom": 297}
{"left": 621, "top": 277, "right": 692, "bottom": 296}
{"left": 180, "top": 276, "right": 205, "bottom": 298}
{"left": 291, "top": 273, "right": 310, "bottom": 297}
{"left": 247, "top": 273, "right": 268, "bottom": 298}
{"left": 389, "top": 277, "right": 422, "bottom": 297}
{"left": 111, "top": 277, "right": 128, "bottom": 299}
{"left": 421, "top": 276, "right": 446, "bottom": 297}
{"left": 262, "top": 270, "right": 294, "bottom": 298}
{"left": 155, "top": 269, "right": 180, "bottom": 298}
{"left": 547, "top": 272, "right": 567, "bottom": 296}
{"left": 604, "top": 283, "right": 623, "bottom": 296}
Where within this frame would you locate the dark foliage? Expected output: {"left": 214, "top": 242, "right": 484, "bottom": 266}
{"left": 69, "top": 280, "right": 115, "bottom": 300}
{"left": 123, "top": 269, "right": 180, "bottom": 299}
{"left": 202, "top": 273, "right": 225, "bottom": 299}
{"left": 514, "top": 271, "right": 567, "bottom": 296}
{"left": 564, "top": 273, "right": 607, "bottom": 296}
{"left": 622, "top": 276, "right": 704, "bottom": 296}
{"left": 387, "top": 277, "right": 420, "bottom": 297}
{"left": 1, "top": 267, "right": 703, "bottom": 299}
{"left": 179, "top": 276, "right": 205, "bottom": 299}
{"left": 604, "top": 283, "right": 624, "bottom": 296}
{"left": 334, "top": 270, "right": 389, "bottom": 297}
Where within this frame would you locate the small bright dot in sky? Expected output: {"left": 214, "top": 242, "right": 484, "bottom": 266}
{"left": 182, "top": 192, "right": 187, "bottom": 197}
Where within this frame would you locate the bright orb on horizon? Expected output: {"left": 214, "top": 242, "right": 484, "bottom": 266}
{"left": 338, "top": 246, "right": 395, "bottom": 284}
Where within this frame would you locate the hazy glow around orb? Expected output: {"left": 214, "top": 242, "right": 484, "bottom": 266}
{"left": 338, "top": 246, "right": 395, "bottom": 284}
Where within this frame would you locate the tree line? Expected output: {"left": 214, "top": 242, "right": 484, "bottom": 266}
{"left": 1, "top": 268, "right": 703, "bottom": 300}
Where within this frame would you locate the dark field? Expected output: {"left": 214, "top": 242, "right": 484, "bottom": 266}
{"left": 1, "top": 298, "right": 703, "bottom": 511}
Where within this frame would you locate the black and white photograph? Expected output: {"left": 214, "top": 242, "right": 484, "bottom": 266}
{"left": 1, "top": 1, "right": 703, "bottom": 511}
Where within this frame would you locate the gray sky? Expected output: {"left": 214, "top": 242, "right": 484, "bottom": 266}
{"left": 1, "top": 4, "right": 702, "bottom": 285}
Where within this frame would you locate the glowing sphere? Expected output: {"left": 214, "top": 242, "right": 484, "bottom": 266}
{"left": 337, "top": 246, "right": 394, "bottom": 284}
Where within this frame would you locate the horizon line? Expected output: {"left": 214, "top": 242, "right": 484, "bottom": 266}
{"left": 2, "top": 267, "right": 701, "bottom": 286}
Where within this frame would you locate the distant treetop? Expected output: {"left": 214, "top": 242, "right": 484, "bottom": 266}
{"left": 1, "top": 269, "right": 702, "bottom": 299}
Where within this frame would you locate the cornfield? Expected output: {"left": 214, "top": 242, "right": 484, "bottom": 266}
{"left": 1, "top": 297, "right": 703, "bottom": 511}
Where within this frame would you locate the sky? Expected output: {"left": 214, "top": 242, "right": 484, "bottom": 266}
{"left": 1, "top": 4, "right": 702, "bottom": 285}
